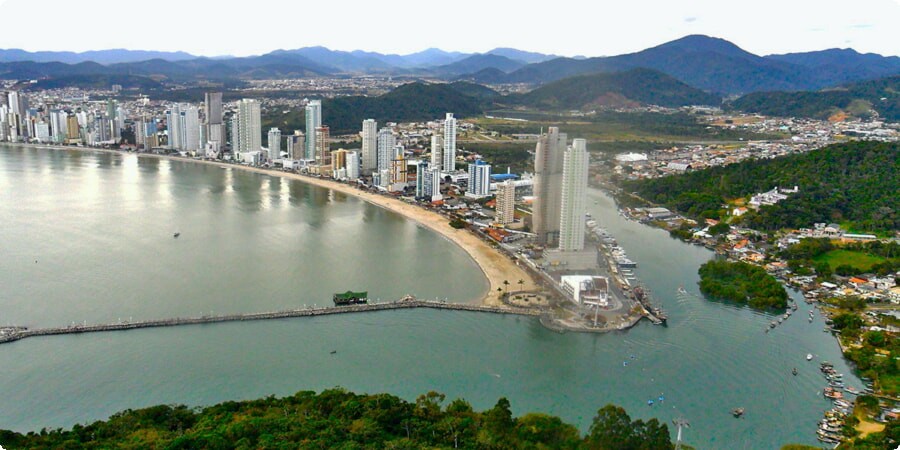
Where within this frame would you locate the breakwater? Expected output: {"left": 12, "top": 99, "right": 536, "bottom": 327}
{"left": 0, "top": 299, "right": 541, "bottom": 346}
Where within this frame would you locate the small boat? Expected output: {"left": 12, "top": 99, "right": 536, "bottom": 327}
{"left": 844, "top": 387, "right": 861, "bottom": 395}
{"left": 330, "top": 350, "right": 337, "bottom": 354}
{"left": 173, "top": 232, "right": 180, "bottom": 238}
{"left": 792, "top": 303, "right": 798, "bottom": 311}
{"left": 792, "top": 368, "right": 798, "bottom": 376}
{"left": 732, "top": 407, "right": 745, "bottom": 418}
{"left": 677, "top": 285, "right": 687, "bottom": 295}
{"left": 806, "top": 353, "right": 814, "bottom": 361}
{"left": 647, "top": 400, "right": 654, "bottom": 406}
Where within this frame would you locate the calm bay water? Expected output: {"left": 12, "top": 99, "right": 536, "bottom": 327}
{"left": 0, "top": 145, "right": 856, "bottom": 448}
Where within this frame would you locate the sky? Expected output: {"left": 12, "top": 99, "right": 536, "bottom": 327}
{"left": 0, "top": 0, "right": 898, "bottom": 57}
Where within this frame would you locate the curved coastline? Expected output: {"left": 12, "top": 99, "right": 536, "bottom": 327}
{"left": 3, "top": 144, "right": 537, "bottom": 307}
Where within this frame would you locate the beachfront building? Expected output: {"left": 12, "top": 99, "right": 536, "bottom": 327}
{"left": 346, "top": 151, "right": 360, "bottom": 180}
{"left": 235, "top": 99, "right": 262, "bottom": 156}
{"left": 442, "top": 113, "right": 457, "bottom": 172}
{"left": 204, "top": 92, "right": 226, "bottom": 149}
{"left": 361, "top": 119, "right": 377, "bottom": 174}
{"left": 376, "top": 127, "right": 395, "bottom": 173}
{"left": 533, "top": 127, "right": 567, "bottom": 246}
{"left": 267, "top": 127, "right": 281, "bottom": 162}
{"left": 431, "top": 168, "right": 444, "bottom": 202}
{"left": 495, "top": 180, "right": 516, "bottom": 225}
{"left": 286, "top": 130, "right": 304, "bottom": 160}
{"left": 315, "top": 126, "right": 331, "bottom": 171}
{"left": 305, "top": 100, "right": 322, "bottom": 160}
{"left": 559, "top": 139, "right": 589, "bottom": 252}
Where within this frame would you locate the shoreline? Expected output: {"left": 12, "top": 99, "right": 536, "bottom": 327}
{"left": 3, "top": 143, "right": 537, "bottom": 308}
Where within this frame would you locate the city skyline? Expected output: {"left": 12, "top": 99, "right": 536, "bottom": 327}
{"left": 0, "top": 0, "right": 897, "bottom": 57}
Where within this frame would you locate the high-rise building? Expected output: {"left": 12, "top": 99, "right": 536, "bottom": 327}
{"left": 532, "top": 127, "right": 568, "bottom": 246}
{"left": 235, "top": 99, "right": 262, "bottom": 155}
{"left": 305, "top": 100, "right": 322, "bottom": 160}
{"left": 467, "top": 160, "right": 492, "bottom": 198}
{"left": 430, "top": 134, "right": 443, "bottom": 172}
{"left": 267, "top": 127, "right": 282, "bottom": 161}
{"left": 360, "top": 119, "right": 377, "bottom": 173}
{"left": 331, "top": 148, "right": 349, "bottom": 173}
{"left": 495, "top": 180, "right": 517, "bottom": 225}
{"left": 559, "top": 139, "right": 589, "bottom": 252}
{"left": 390, "top": 154, "right": 408, "bottom": 191}
{"left": 204, "top": 92, "right": 225, "bottom": 149}
{"left": 165, "top": 105, "right": 182, "bottom": 149}
{"left": 66, "top": 115, "right": 81, "bottom": 142}
{"left": 179, "top": 105, "right": 200, "bottom": 152}
{"left": 35, "top": 121, "right": 50, "bottom": 142}
{"left": 442, "top": 113, "right": 457, "bottom": 171}
{"left": 430, "top": 169, "right": 444, "bottom": 203}
{"left": 286, "top": 130, "right": 304, "bottom": 160}
{"left": 315, "top": 126, "right": 330, "bottom": 168}
{"left": 415, "top": 161, "right": 430, "bottom": 198}
{"left": 376, "top": 127, "right": 395, "bottom": 173}
{"left": 49, "top": 110, "right": 67, "bottom": 144}
{"left": 346, "top": 151, "right": 360, "bottom": 180}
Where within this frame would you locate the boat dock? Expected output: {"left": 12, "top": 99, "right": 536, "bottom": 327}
{"left": 0, "top": 298, "right": 541, "bottom": 346}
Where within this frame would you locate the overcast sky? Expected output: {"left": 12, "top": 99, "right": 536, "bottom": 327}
{"left": 1, "top": 0, "right": 898, "bottom": 57}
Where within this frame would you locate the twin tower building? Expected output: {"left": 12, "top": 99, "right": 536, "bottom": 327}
{"left": 533, "top": 127, "right": 590, "bottom": 253}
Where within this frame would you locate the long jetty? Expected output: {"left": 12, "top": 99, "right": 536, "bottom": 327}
{"left": 0, "top": 299, "right": 541, "bottom": 345}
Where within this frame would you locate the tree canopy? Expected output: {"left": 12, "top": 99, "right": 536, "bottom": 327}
{"left": 0, "top": 389, "right": 676, "bottom": 449}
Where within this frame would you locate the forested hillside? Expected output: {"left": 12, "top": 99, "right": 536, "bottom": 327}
{"left": 729, "top": 76, "right": 900, "bottom": 121}
{"left": 0, "top": 389, "right": 675, "bottom": 449}
{"left": 623, "top": 141, "right": 900, "bottom": 232}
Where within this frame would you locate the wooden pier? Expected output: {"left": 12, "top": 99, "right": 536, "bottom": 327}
{"left": 0, "top": 298, "right": 541, "bottom": 346}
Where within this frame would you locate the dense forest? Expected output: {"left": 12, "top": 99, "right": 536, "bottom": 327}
{"left": 0, "top": 389, "right": 676, "bottom": 449}
{"left": 623, "top": 141, "right": 900, "bottom": 233}
{"left": 322, "top": 82, "right": 487, "bottom": 134}
{"left": 729, "top": 75, "right": 900, "bottom": 121}
{"left": 698, "top": 260, "right": 789, "bottom": 309}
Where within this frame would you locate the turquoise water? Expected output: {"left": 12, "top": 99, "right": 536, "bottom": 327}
{"left": 0, "top": 146, "right": 855, "bottom": 448}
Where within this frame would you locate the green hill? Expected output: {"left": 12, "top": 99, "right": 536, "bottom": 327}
{"left": 323, "top": 82, "right": 487, "bottom": 133}
{"left": 514, "top": 68, "right": 722, "bottom": 110}
{"left": 729, "top": 75, "right": 900, "bottom": 121}
{"left": 0, "top": 389, "right": 675, "bottom": 449}
{"left": 623, "top": 141, "right": 900, "bottom": 233}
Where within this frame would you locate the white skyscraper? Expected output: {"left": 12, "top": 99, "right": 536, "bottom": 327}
{"left": 495, "top": 180, "right": 517, "bottom": 225}
{"left": 376, "top": 127, "right": 395, "bottom": 173}
{"left": 559, "top": 138, "right": 589, "bottom": 252}
{"left": 166, "top": 105, "right": 183, "bottom": 149}
{"left": 179, "top": 105, "right": 200, "bottom": 152}
{"left": 430, "top": 134, "right": 443, "bottom": 171}
{"left": 430, "top": 169, "right": 444, "bottom": 203}
{"left": 305, "top": 100, "right": 322, "bottom": 160}
{"left": 466, "top": 161, "right": 492, "bottom": 198}
{"left": 267, "top": 128, "right": 282, "bottom": 161}
{"left": 236, "top": 99, "right": 262, "bottom": 154}
{"left": 442, "top": 113, "right": 457, "bottom": 172}
{"left": 346, "top": 151, "right": 360, "bottom": 180}
{"left": 361, "top": 119, "right": 377, "bottom": 173}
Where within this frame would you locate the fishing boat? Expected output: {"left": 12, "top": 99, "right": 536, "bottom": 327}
{"left": 806, "top": 353, "right": 814, "bottom": 361}
{"left": 732, "top": 407, "right": 745, "bottom": 418}
{"left": 173, "top": 232, "right": 180, "bottom": 238}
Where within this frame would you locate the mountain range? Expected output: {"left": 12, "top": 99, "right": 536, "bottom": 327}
{"left": 1, "top": 36, "right": 899, "bottom": 96}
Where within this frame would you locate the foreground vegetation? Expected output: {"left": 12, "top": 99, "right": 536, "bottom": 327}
{"left": 624, "top": 141, "right": 900, "bottom": 233}
{"left": 698, "top": 260, "right": 788, "bottom": 309}
{"left": 0, "top": 389, "right": 676, "bottom": 449}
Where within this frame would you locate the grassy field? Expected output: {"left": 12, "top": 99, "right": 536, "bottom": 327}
{"left": 813, "top": 249, "right": 887, "bottom": 272}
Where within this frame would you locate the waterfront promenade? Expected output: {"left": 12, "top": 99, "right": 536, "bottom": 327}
{"left": 0, "top": 298, "right": 541, "bottom": 346}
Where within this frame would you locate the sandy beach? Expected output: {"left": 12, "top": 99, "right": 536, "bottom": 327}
{"left": 7, "top": 144, "right": 538, "bottom": 307}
